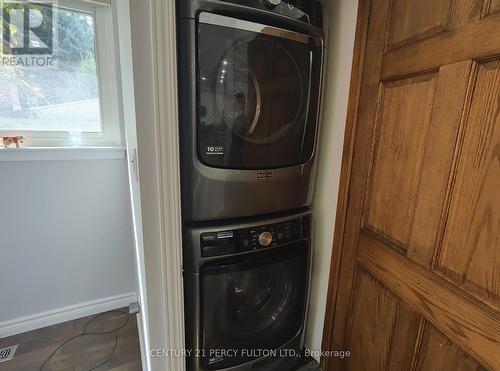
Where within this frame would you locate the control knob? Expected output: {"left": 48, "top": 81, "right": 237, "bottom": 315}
{"left": 265, "top": 0, "right": 281, "bottom": 8}
{"left": 258, "top": 231, "right": 273, "bottom": 247}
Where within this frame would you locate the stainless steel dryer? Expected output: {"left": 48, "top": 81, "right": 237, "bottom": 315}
{"left": 177, "top": 0, "right": 325, "bottom": 221}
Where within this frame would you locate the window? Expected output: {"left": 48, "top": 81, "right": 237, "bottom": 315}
{"left": 0, "top": 0, "right": 121, "bottom": 147}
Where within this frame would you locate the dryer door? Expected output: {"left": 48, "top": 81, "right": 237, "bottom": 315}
{"left": 197, "top": 12, "right": 323, "bottom": 170}
{"left": 200, "top": 243, "right": 309, "bottom": 369}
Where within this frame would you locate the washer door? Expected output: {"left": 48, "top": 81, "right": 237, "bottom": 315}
{"left": 201, "top": 243, "right": 309, "bottom": 369}
{"left": 197, "top": 13, "right": 323, "bottom": 169}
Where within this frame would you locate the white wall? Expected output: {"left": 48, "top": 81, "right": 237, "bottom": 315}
{"left": 305, "top": 0, "right": 359, "bottom": 358}
{"left": 0, "top": 156, "right": 137, "bottom": 336}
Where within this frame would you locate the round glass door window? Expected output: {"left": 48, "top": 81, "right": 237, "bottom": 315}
{"left": 214, "top": 37, "right": 304, "bottom": 144}
{"left": 201, "top": 244, "right": 308, "bottom": 369}
{"left": 216, "top": 266, "right": 294, "bottom": 338}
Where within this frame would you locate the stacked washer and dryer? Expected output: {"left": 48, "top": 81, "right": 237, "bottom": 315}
{"left": 177, "top": 1, "right": 324, "bottom": 370}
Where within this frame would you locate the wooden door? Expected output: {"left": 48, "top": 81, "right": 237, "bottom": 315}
{"left": 321, "top": 0, "right": 500, "bottom": 370}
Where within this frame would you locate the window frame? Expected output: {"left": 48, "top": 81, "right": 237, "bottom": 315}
{"left": 0, "top": 0, "right": 123, "bottom": 147}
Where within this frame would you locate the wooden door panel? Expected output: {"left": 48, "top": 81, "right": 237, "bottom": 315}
{"left": 438, "top": 60, "right": 500, "bottom": 309}
{"left": 382, "top": 13, "right": 500, "bottom": 80}
{"left": 386, "top": 0, "right": 483, "bottom": 51}
{"left": 366, "top": 74, "right": 437, "bottom": 248}
{"left": 386, "top": 0, "right": 448, "bottom": 50}
{"left": 416, "top": 325, "right": 487, "bottom": 371}
{"left": 485, "top": 0, "right": 500, "bottom": 16}
{"left": 344, "top": 269, "right": 421, "bottom": 371}
{"left": 357, "top": 233, "right": 500, "bottom": 370}
{"left": 406, "top": 61, "right": 473, "bottom": 266}
{"left": 321, "top": 0, "right": 500, "bottom": 370}
{"left": 447, "top": 0, "right": 483, "bottom": 29}
{"left": 365, "top": 62, "right": 473, "bottom": 267}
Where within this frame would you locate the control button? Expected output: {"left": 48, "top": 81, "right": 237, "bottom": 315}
{"left": 200, "top": 233, "right": 217, "bottom": 247}
{"left": 258, "top": 231, "right": 273, "bottom": 247}
{"left": 201, "top": 233, "right": 216, "bottom": 241}
{"left": 265, "top": 0, "right": 281, "bottom": 8}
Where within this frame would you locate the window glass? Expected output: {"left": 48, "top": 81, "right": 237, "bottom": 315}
{"left": 0, "top": 6, "right": 101, "bottom": 133}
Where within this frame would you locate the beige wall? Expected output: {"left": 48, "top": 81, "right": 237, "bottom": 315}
{"left": 305, "top": 0, "right": 359, "bottom": 359}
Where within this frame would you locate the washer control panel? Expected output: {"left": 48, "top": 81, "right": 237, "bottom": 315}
{"left": 200, "top": 216, "right": 309, "bottom": 257}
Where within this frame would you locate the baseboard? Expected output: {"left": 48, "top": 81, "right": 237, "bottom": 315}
{"left": 0, "top": 292, "right": 137, "bottom": 338}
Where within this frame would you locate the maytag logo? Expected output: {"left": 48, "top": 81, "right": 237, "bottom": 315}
{"left": 257, "top": 171, "right": 273, "bottom": 180}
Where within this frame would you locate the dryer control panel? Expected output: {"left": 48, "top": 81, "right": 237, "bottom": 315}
{"left": 200, "top": 216, "right": 309, "bottom": 257}
{"left": 220, "top": 0, "right": 311, "bottom": 23}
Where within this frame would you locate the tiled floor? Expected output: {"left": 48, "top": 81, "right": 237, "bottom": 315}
{"left": 0, "top": 308, "right": 142, "bottom": 371}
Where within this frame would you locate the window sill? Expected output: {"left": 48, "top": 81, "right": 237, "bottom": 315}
{"left": 0, "top": 147, "right": 127, "bottom": 162}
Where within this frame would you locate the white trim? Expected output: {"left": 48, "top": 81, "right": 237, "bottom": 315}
{"left": 129, "top": 0, "right": 185, "bottom": 370}
{"left": 0, "top": 147, "right": 125, "bottom": 161}
{"left": 0, "top": 292, "right": 137, "bottom": 338}
{"left": 114, "top": 0, "right": 151, "bottom": 370}
{"left": 82, "top": 0, "right": 111, "bottom": 5}
{"left": 93, "top": 1, "right": 124, "bottom": 147}
{"left": 152, "top": 0, "right": 186, "bottom": 370}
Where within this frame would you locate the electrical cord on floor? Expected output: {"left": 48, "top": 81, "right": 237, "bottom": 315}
{"left": 39, "top": 309, "right": 130, "bottom": 371}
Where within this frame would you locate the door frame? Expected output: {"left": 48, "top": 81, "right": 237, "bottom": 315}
{"left": 121, "top": 0, "right": 185, "bottom": 370}
{"left": 320, "top": 0, "right": 370, "bottom": 369}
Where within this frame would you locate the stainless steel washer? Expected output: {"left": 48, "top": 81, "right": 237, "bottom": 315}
{"left": 183, "top": 211, "right": 312, "bottom": 371}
